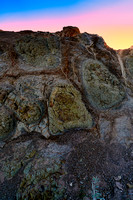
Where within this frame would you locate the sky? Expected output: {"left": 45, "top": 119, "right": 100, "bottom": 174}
{"left": 0, "top": 0, "right": 133, "bottom": 50}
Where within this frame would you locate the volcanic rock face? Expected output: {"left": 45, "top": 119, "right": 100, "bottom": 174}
{"left": 0, "top": 27, "right": 132, "bottom": 200}
{"left": 81, "top": 59, "right": 125, "bottom": 109}
{"left": 48, "top": 84, "right": 93, "bottom": 135}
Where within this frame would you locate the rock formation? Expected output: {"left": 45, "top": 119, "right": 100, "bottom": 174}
{"left": 0, "top": 26, "right": 132, "bottom": 200}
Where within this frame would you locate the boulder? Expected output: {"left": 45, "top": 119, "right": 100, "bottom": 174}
{"left": 48, "top": 84, "right": 93, "bottom": 135}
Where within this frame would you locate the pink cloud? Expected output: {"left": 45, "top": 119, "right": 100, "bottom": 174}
{"left": 0, "top": 0, "right": 133, "bottom": 31}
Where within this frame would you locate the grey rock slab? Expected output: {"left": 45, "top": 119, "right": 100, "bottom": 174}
{"left": 113, "top": 115, "right": 133, "bottom": 145}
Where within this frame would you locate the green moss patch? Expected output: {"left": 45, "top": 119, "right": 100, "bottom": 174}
{"left": 48, "top": 84, "right": 93, "bottom": 135}
{"left": 5, "top": 92, "right": 45, "bottom": 125}
{"left": 15, "top": 35, "right": 61, "bottom": 68}
{"left": 17, "top": 100, "right": 44, "bottom": 125}
{"left": 82, "top": 59, "right": 125, "bottom": 109}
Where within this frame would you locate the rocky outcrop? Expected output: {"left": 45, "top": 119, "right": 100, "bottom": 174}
{"left": 48, "top": 83, "right": 93, "bottom": 135}
{"left": 0, "top": 27, "right": 132, "bottom": 200}
{"left": 81, "top": 59, "right": 125, "bottom": 109}
{"left": 57, "top": 26, "right": 80, "bottom": 37}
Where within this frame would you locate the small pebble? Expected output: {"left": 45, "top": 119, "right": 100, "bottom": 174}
{"left": 70, "top": 182, "right": 73, "bottom": 187}
{"left": 116, "top": 182, "right": 123, "bottom": 190}
{"left": 114, "top": 176, "right": 121, "bottom": 181}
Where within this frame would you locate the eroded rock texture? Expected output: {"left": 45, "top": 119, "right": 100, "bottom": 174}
{"left": 48, "top": 83, "right": 93, "bottom": 135}
{"left": 0, "top": 27, "right": 132, "bottom": 200}
{"left": 81, "top": 59, "right": 125, "bottom": 109}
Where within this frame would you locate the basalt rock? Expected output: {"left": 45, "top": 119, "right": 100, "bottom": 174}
{"left": 0, "top": 27, "right": 132, "bottom": 200}
{"left": 58, "top": 26, "right": 80, "bottom": 37}
{"left": 15, "top": 34, "right": 61, "bottom": 71}
{"left": 48, "top": 83, "right": 93, "bottom": 135}
{"left": 81, "top": 59, "right": 125, "bottom": 109}
{"left": 118, "top": 46, "right": 133, "bottom": 92}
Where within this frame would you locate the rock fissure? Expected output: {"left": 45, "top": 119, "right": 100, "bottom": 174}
{"left": 117, "top": 53, "right": 127, "bottom": 84}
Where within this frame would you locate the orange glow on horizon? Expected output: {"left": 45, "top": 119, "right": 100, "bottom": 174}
{"left": 0, "top": 1, "right": 133, "bottom": 50}
{"left": 83, "top": 26, "right": 133, "bottom": 50}
{"left": 1, "top": 24, "right": 132, "bottom": 50}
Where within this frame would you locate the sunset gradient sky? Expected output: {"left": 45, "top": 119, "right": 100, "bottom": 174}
{"left": 0, "top": 0, "right": 133, "bottom": 50}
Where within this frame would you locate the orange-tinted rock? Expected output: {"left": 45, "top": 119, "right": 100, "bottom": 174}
{"left": 60, "top": 26, "right": 80, "bottom": 37}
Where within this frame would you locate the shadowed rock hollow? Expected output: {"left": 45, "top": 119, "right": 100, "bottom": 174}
{"left": 0, "top": 26, "right": 132, "bottom": 200}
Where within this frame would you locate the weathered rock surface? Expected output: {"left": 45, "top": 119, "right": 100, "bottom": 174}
{"left": 0, "top": 27, "right": 132, "bottom": 200}
{"left": 81, "top": 59, "right": 125, "bottom": 109}
{"left": 48, "top": 83, "right": 93, "bottom": 135}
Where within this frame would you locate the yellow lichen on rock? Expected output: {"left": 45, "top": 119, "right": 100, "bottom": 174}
{"left": 82, "top": 59, "right": 125, "bottom": 109}
{"left": 17, "top": 101, "right": 43, "bottom": 125}
{"left": 15, "top": 35, "right": 61, "bottom": 69}
{"left": 48, "top": 84, "right": 93, "bottom": 135}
